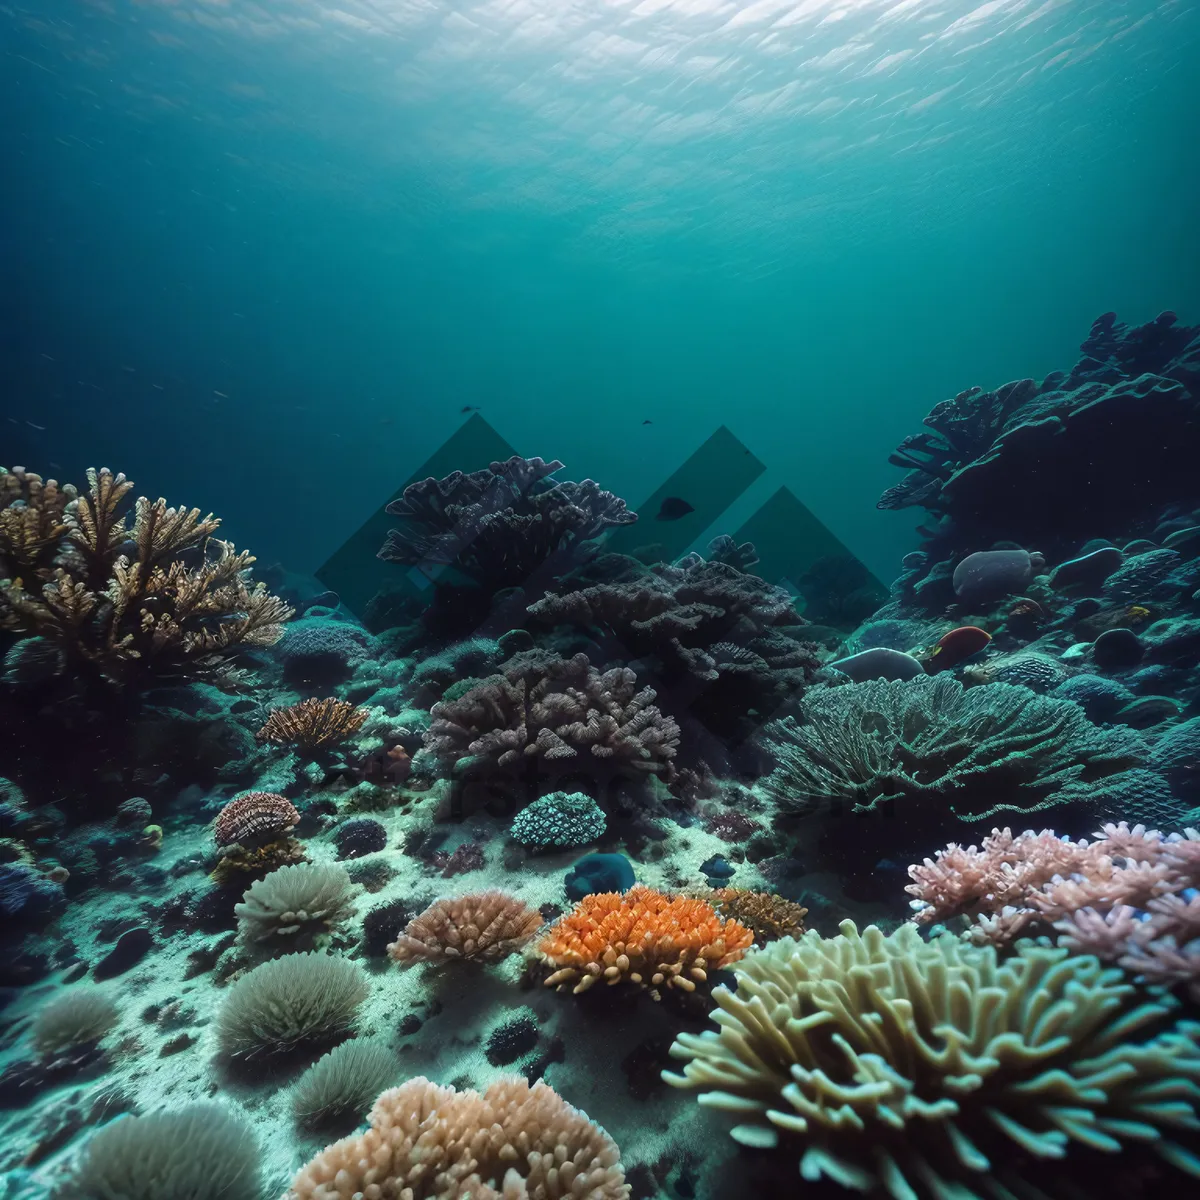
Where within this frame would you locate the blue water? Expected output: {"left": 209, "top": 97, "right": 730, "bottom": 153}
{"left": 4, "top": 0, "right": 1197, "bottom": 581}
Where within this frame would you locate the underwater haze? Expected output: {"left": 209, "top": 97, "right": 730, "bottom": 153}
{"left": 5, "top": 3, "right": 1200, "bottom": 1200}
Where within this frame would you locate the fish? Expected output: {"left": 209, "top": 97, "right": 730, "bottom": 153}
{"left": 460, "top": 405, "right": 479, "bottom": 413}
{"left": 655, "top": 496, "right": 695, "bottom": 521}
{"left": 213, "top": 390, "right": 228, "bottom": 398}
{"left": 642, "top": 419, "right": 653, "bottom": 425}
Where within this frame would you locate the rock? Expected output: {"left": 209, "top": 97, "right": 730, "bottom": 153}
{"left": 94, "top": 927, "right": 153, "bottom": 981}
{"left": 826, "top": 647, "right": 926, "bottom": 682}
{"left": 1049, "top": 546, "right": 1125, "bottom": 591}
{"left": 1093, "top": 628, "right": 1145, "bottom": 671}
{"left": 952, "top": 549, "right": 1039, "bottom": 605}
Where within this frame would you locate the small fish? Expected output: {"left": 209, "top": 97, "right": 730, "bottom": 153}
{"left": 213, "top": 390, "right": 228, "bottom": 398}
{"left": 26, "top": 421, "right": 46, "bottom": 430}
{"left": 152, "top": 383, "right": 164, "bottom": 390}
{"left": 460, "top": 405, "right": 479, "bottom": 413}
{"left": 642, "top": 419, "right": 652, "bottom": 425}
{"left": 656, "top": 496, "right": 695, "bottom": 521}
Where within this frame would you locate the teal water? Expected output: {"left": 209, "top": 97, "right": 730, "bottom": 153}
{"left": 4, "top": 0, "right": 1197, "bottom": 579}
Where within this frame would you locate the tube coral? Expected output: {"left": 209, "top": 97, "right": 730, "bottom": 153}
{"left": 665, "top": 920, "right": 1200, "bottom": 1198}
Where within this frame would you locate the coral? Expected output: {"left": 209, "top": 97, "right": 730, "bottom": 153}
{"left": 0, "top": 466, "right": 292, "bottom": 688}
{"left": 1152, "top": 717, "right": 1200, "bottom": 801}
{"left": 379, "top": 456, "right": 635, "bottom": 590}
{"left": 216, "top": 952, "right": 369, "bottom": 1058}
{"left": 705, "top": 534, "right": 759, "bottom": 572}
{"left": 57, "top": 1105, "right": 261, "bottom": 1200}
{"left": 333, "top": 816, "right": 387, "bottom": 859}
{"left": 952, "top": 548, "right": 1041, "bottom": 605}
{"left": 387, "top": 891, "right": 542, "bottom": 965}
{"left": 0, "top": 860, "right": 64, "bottom": 922}
{"left": 362, "top": 897, "right": 414, "bottom": 958}
{"left": 234, "top": 862, "right": 358, "bottom": 956}
{"left": 431, "top": 842, "right": 486, "bottom": 877}
{"left": 421, "top": 652, "right": 679, "bottom": 780}
{"left": 484, "top": 1012, "right": 540, "bottom": 1066}
{"left": 760, "top": 675, "right": 1143, "bottom": 823}
{"left": 964, "top": 651, "right": 1068, "bottom": 692}
{"left": 256, "top": 698, "right": 368, "bottom": 751}
{"left": 291, "top": 1039, "right": 400, "bottom": 1132}
{"left": 32, "top": 988, "right": 118, "bottom": 1058}
{"left": 510, "top": 791, "right": 606, "bottom": 850}
{"left": 710, "top": 888, "right": 807, "bottom": 945}
{"left": 528, "top": 555, "right": 819, "bottom": 734}
{"left": 664, "top": 919, "right": 1200, "bottom": 1197}
{"left": 1053, "top": 673, "right": 1134, "bottom": 721}
{"left": 210, "top": 838, "right": 306, "bottom": 886}
{"left": 286, "top": 1075, "right": 629, "bottom": 1200}
{"left": 538, "top": 885, "right": 753, "bottom": 998}
{"left": 277, "top": 617, "right": 377, "bottom": 688}
{"left": 213, "top": 792, "right": 299, "bottom": 848}
{"left": 3, "top": 634, "right": 66, "bottom": 684}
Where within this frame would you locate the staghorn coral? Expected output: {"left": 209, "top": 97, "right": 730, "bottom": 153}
{"left": 213, "top": 792, "right": 299, "bottom": 848}
{"left": 761, "top": 674, "right": 1143, "bottom": 823}
{"left": 216, "top": 951, "right": 369, "bottom": 1058}
{"left": 420, "top": 652, "right": 678, "bottom": 780}
{"left": 0, "top": 466, "right": 292, "bottom": 688}
{"left": 538, "top": 884, "right": 753, "bottom": 999}
{"left": 57, "top": 1104, "right": 261, "bottom": 1200}
{"left": 664, "top": 919, "right": 1200, "bottom": 1199}
{"left": 234, "top": 862, "right": 358, "bottom": 957}
{"left": 387, "top": 891, "right": 542, "bottom": 965}
{"left": 710, "top": 887, "right": 807, "bottom": 946}
{"left": 286, "top": 1075, "right": 629, "bottom": 1200}
{"left": 256, "top": 698, "right": 368, "bottom": 751}
{"left": 378, "top": 456, "right": 635, "bottom": 593}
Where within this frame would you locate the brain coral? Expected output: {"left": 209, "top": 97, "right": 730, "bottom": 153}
{"left": 538, "top": 884, "right": 753, "bottom": 998}
{"left": 286, "top": 1075, "right": 629, "bottom": 1200}
{"left": 665, "top": 920, "right": 1200, "bottom": 1198}
{"left": 213, "top": 792, "right": 299, "bottom": 848}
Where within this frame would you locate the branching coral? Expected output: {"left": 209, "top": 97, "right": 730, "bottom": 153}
{"left": 909, "top": 822, "right": 1200, "bottom": 999}
{"left": 378, "top": 456, "right": 635, "bottom": 590}
{"left": 0, "top": 466, "right": 292, "bottom": 688}
{"left": 761, "top": 675, "right": 1143, "bottom": 822}
{"left": 665, "top": 919, "right": 1200, "bottom": 1199}
{"left": 420, "top": 652, "right": 679, "bottom": 780}
{"left": 537, "top": 885, "right": 753, "bottom": 999}
{"left": 286, "top": 1075, "right": 629, "bottom": 1200}
{"left": 387, "top": 891, "right": 542, "bottom": 965}
{"left": 256, "top": 698, "right": 367, "bottom": 751}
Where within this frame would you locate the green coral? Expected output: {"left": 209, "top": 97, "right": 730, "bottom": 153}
{"left": 665, "top": 920, "right": 1200, "bottom": 1199}
{"left": 760, "top": 675, "right": 1143, "bottom": 822}
{"left": 511, "top": 791, "right": 606, "bottom": 850}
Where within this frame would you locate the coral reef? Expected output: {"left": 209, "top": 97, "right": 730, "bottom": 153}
{"left": 0, "top": 466, "right": 292, "bottom": 688}
{"left": 286, "top": 1076, "right": 629, "bottom": 1200}
{"left": 538, "top": 885, "right": 753, "bottom": 998}
{"left": 665, "top": 920, "right": 1200, "bottom": 1196}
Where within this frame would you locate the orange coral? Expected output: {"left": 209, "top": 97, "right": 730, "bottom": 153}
{"left": 256, "top": 698, "right": 367, "bottom": 750}
{"left": 538, "top": 885, "right": 753, "bottom": 999}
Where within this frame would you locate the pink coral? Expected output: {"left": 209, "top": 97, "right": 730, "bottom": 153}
{"left": 909, "top": 822, "right": 1200, "bottom": 996}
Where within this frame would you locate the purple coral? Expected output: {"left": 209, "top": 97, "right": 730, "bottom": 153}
{"left": 420, "top": 652, "right": 679, "bottom": 781}
{"left": 378, "top": 457, "right": 635, "bottom": 591}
